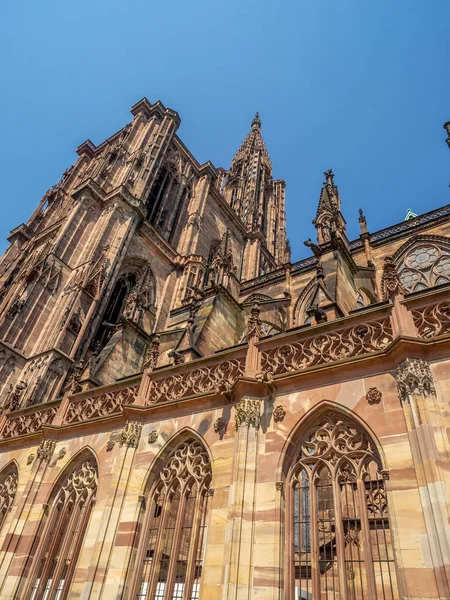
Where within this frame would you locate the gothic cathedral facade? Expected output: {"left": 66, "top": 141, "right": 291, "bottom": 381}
{"left": 0, "top": 98, "right": 449, "bottom": 600}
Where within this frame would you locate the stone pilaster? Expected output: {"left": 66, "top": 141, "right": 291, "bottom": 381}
{"left": 86, "top": 421, "right": 143, "bottom": 600}
{"left": 396, "top": 358, "right": 450, "bottom": 597}
{"left": 224, "top": 397, "right": 262, "bottom": 600}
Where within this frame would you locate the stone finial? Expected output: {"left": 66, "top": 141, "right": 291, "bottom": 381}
{"left": 358, "top": 208, "right": 368, "bottom": 235}
{"left": 324, "top": 169, "right": 335, "bottom": 185}
{"left": 396, "top": 358, "right": 436, "bottom": 401}
{"left": 251, "top": 112, "right": 261, "bottom": 130}
{"left": 444, "top": 122, "right": 450, "bottom": 149}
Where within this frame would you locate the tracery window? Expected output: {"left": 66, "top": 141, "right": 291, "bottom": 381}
{"left": 132, "top": 438, "right": 211, "bottom": 600}
{"left": 286, "top": 412, "right": 399, "bottom": 600}
{"left": 398, "top": 244, "right": 450, "bottom": 293}
{"left": 0, "top": 462, "right": 18, "bottom": 532}
{"left": 27, "top": 455, "right": 98, "bottom": 600}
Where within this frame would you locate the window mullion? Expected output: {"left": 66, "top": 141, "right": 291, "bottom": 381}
{"left": 164, "top": 487, "right": 188, "bottom": 599}
{"left": 57, "top": 494, "right": 94, "bottom": 600}
{"left": 357, "top": 477, "right": 378, "bottom": 600}
{"left": 310, "top": 475, "right": 320, "bottom": 599}
{"left": 182, "top": 488, "right": 206, "bottom": 600}
{"left": 145, "top": 488, "right": 173, "bottom": 599}
{"left": 285, "top": 481, "right": 295, "bottom": 600}
{"left": 332, "top": 478, "right": 349, "bottom": 600}
{"left": 32, "top": 501, "right": 68, "bottom": 600}
{"left": 46, "top": 495, "right": 83, "bottom": 600}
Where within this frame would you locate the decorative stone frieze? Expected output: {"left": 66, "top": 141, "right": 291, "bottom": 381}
{"left": 234, "top": 398, "right": 261, "bottom": 429}
{"left": 396, "top": 358, "right": 436, "bottom": 401}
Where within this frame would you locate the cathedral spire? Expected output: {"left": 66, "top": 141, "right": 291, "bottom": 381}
{"left": 221, "top": 113, "right": 288, "bottom": 277}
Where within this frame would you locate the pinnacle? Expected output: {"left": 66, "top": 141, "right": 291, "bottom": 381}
{"left": 251, "top": 112, "right": 261, "bottom": 130}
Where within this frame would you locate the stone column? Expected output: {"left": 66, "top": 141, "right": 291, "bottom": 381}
{"left": 396, "top": 358, "right": 450, "bottom": 597}
{"left": 224, "top": 397, "right": 262, "bottom": 600}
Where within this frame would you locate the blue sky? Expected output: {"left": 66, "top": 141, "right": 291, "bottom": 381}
{"left": 1, "top": 0, "right": 449, "bottom": 260}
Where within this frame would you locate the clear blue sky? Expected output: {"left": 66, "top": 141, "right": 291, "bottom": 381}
{"left": 1, "top": 0, "right": 449, "bottom": 261}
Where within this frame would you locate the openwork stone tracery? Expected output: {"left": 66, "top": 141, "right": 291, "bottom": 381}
{"left": 261, "top": 317, "right": 392, "bottom": 376}
{"left": 27, "top": 455, "right": 98, "bottom": 600}
{"left": 0, "top": 463, "right": 18, "bottom": 532}
{"left": 287, "top": 412, "right": 398, "bottom": 600}
{"left": 133, "top": 438, "right": 211, "bottom": 600}
{"left": 397, "top": 243, "right": 450, "bottom": 293}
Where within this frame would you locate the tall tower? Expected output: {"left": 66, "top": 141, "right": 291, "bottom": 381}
{"left": 219, "top": 113, "right": 289, "bottom": 279}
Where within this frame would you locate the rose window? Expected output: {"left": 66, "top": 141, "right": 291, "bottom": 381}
{"left": 405, "top": 246, "right": 439, "bottom": 270}
{"left": 398, "top": 244, "right": 450, "bottom": 292}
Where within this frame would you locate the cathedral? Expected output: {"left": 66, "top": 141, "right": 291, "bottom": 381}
{"left": 0, "top": 97, "right": 449, "bottom": 600}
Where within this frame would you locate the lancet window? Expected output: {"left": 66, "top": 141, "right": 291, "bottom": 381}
{"left": 27, "top": 455, "right": 98, "bottom": 600}
{"left": 0, "top": 462, "right": 18, "bottom": 532}
{"left": 397, "top": 243, "right": 450, "bottom": 293}
{"left": 92, "top": 272, "right": 136, "bottom": 349}
{"left": 133, "top": 438, "right": 212, "bottom": 600}
{"left": 146, "top": 160, "right": 189, "bottom": 243}
{"left": 286, "top": 412, "right": 399, "bottom": 600}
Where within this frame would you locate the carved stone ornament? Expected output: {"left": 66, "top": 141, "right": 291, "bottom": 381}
{"left": 235, "top": 398, "right": 261, "bottom": 429}
{"left": 64, "top": 360, "right": 84, "bottom": 395}
{"left": 106, "top": 439, "right": 115, "bottom": 452}
{"left": 396, "top": 358, "right": 436, "bottom": 401}
{"left": 144, "top": 335, "right": 160, "bottom": 371}
{"left": 366, "top": 387, "right": 382, "bottom": 405}
{"left": 57, "top": 447, "right": 67, "bottom": 460}
{"left": 27, "top": 454, "right": 35, "bottom": 465}
{"left": 120, "top": 421, "right": 142, "bottom": 448}
{"left": 36, "top": 439, "right": 56, "bottom": 463}
{"left": 273, "top": 405, "right": 286, "bottom": 422}
{"left": 246, "top": 303, "right": 262, "bottom": 342}
{"left": 148, "top": 430, "right": 158, "bottom": 444}
{"left": 381, "top": 256, "right": 404, "bottom": 300}
{"left": 276, "top": 481, "right": 283, "bottom": 491}
{"left": 213, "top": 417, "right": 225, "bottom": 433}
{"left": 255, "top": 370, "right": 275, "bottom": 394}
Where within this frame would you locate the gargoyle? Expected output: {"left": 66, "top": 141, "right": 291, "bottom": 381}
{"left": 304, "top": 238, "right": 322, "bottom": 258}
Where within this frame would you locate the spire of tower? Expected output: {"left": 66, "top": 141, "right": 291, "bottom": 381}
{"left": 230, "top": 113, "right": 272, "bottom": 172}
{"left": 312, "top": 169, "right": 346, "bottom": 245}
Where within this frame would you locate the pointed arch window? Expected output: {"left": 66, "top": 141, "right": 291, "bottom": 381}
{"left": 0, "top": 462, "right": 18, "bottom": 532}
{"left": 92, "top": 272, "right": 136, "bottom": 349}
{"left": 286, "top": 412, "right": 399, "bottom": 600}
{"left": 27, "top": 455, "right": 98, "bottom": 600}
{"left": 133, "top": 438, "right": 211, "bottom": 600}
